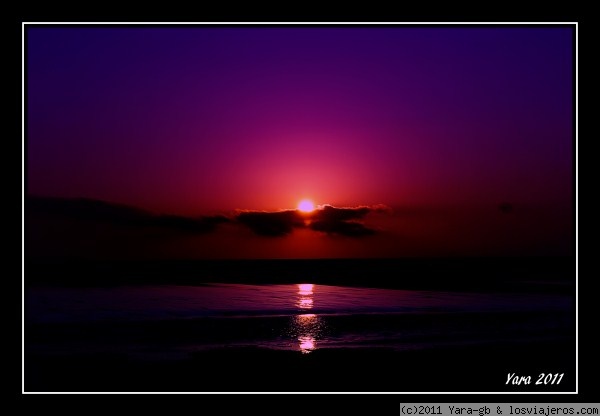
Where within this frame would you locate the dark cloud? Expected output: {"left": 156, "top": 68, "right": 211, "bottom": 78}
{"left": 235, "top": 204, "right": 388, "bottom": 238}
{"left": 27, "top": 196, "right": 230, "bottom": 234}
{"left": 27, "top": 196, "right": 388, "bottom": 239}
{"left": 152, "top": 214, "right": 230, "bottom": 233}
{"left": 311, "top": 205, "right": 371, "bottom": 222}
{"left": 235, "top": 210, "right": 304, "bottom": 237}
{"left": 28, "top": 196, "right": 151, "bottom": 224}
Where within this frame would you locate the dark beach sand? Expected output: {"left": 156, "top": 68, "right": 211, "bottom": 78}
{"left": 25, "top": 339, "right": 574, "bottom": 392}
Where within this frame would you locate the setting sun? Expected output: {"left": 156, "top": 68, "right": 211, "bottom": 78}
{"left": 298, "top": 199, "right": 315, "bottom": 213}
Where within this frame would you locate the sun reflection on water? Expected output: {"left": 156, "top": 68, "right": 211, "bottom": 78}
{"left": 295, "top": 314, "right": 319, "bottom": 353}
{"left": 297, "top": 284, "right": 313, "bottom": 296}
{"left": 298, "top": 298, "right": 313, "bottom": 309}
{"left": 298, "top": 335, "right": 316, "bottom": 353}
{"left": 293, "top": 284, "right": 321, "bottom": 353}
{"left": 296, "top": 283, "right": 314, "bottom": 310}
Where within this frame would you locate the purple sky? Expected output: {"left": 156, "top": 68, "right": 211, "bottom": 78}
{"left": 26, "top": 26, "right": 574, "bottom": 258}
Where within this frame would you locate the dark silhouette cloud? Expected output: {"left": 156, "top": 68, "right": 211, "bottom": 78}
{"left": 307, "top": 204, "right": 387, "bottom": 237}
{"left": 28, "top": 196, "right": 151, "bottom": 224}
{"left": 27, "top": 196, "right": 229, "bottom": 234}
{"left": 27, "top": 196, "right": 388, "bottom": 239}
{"left": 152, "top": 214, "right": 230, "bottom": 233}
{"left": 236, "top": 210, "right": 304, "bottom": 237}
{"left": 234, "top": 204, "right": 388, "bottom": 237}
{"left": 312, "top": 205, "right": 371, "bottom": 222}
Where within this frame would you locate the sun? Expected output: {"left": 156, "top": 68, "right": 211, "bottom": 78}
{"left": 298, "top": 199, "right": 315, "bottom": 213}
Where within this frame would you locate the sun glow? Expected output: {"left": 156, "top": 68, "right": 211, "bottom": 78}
{"left": 298, "top": 199, "right": 315, "bottom": 213}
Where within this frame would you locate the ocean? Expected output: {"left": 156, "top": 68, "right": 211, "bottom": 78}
{"left": 25, "top": 281, "right": 575, "bottom": 392}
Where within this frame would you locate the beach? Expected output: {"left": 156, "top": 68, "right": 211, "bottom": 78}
{"left": 24, "top": 259, "right": 575, "bottom": 392}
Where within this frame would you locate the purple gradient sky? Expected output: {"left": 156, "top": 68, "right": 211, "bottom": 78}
{"left": 27, "top": 26, "right": 573, "bottom": 217}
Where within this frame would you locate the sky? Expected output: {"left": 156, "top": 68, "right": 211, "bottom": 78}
{"left": 26, "top": 26, "right": 574, "bottom": 259}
